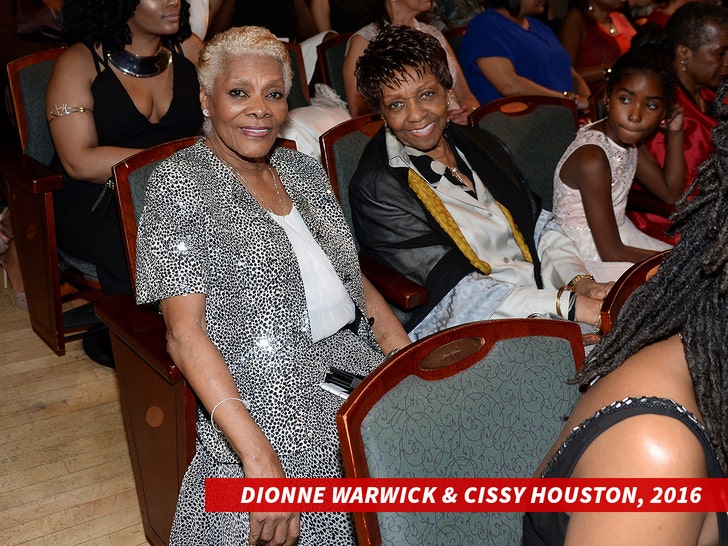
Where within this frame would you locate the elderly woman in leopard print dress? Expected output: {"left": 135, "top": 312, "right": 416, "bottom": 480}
{"left": 135, "top": 26, "right": 411, "bottom": 546}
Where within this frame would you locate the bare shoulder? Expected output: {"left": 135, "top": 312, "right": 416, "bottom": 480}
{"left": 561, "top": 9, "right": 585, "bottom": 29}
{"left": 574, "top": 409, "right": 708, "bottom": 479}
{"left": 49, "top": 43, "right": 98, "bottom": 91}
{"left": 181, "top": 35, "right": 203, "bottom": 65}
{"left": 564, "top": 408, "right": 711, "bottom": 545}
{"left": 345, "top": 34, "right": 368, "bottom": 59}
{"left": 54, "top": 42, "right": 97, "bottom": 74}
{"left": 560, "top": 143, "right": 609, "bottom": 187}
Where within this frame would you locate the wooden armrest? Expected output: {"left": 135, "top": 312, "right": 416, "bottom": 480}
{"left": 600, "top": 250, "right": 670, "bottom": 334}
{"left": 359, "top": 254, "right": 428, "bottom": 311}
{"left": 94, "top": 293, "right": 183, "bottom": 383}
{"left": 0, "top": 150, "right": 63, "bottom": 194}
{"left": 626, "top": 186, "right": 676, "bottom": 219}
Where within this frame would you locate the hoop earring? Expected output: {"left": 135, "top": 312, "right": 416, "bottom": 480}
{"left": 202, "top": 108, "right": 210, "bottom": 117}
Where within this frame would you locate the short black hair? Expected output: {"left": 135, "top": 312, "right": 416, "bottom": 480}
{"left": 355, "top": 25, "right": 453, "bottom": 114}
{"left": 667, "top": 2, "right": 728, "bottom": 51}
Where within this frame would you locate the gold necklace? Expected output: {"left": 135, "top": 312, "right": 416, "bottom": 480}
{"left": 449, "top": 165, "right": 466, "bottom": 184}
{"left": 587, "top": 3, "right": 618, "bottom": 35}
{"left": 233, "top": 164, "right": 284, "bottom": 214}
{"left": 436, "top": 146, "right": 467, "bottom": 185}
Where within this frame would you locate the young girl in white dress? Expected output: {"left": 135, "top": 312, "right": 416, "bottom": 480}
{"left": 553, "top": 42, "right": 686, "bottom": 282}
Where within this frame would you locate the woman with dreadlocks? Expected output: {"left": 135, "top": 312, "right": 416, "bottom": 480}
{"left": 523, "top": 80, "right": 728, "bottom": 545}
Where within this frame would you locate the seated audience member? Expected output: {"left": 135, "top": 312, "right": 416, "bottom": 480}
{"left": 310, "top": 0, "right": 378, "bottom": 34}
{"left": 559, "top": 0, "right": 636, "bottom": 90}
{"left": 523, "top": 80, "right": 728, "bottom": 546}
{"left": 631, "top": 3, "right": 728, "bottom": 244}
{"left": 553, "top": 41, "right": 683, "bottom": 282}
{"left": 460, "top": 0, "right": 591, "bottom": 109}
{"left": 46, "top": 0, "right": 202, "bottom": 365}
{"left": 349, "top": 25, "right": 610, "bottom": 339}
{"left": 435, "top": 0, "right": 486, "bottom": 29}
{"left": 135, "top": 26, "right": 410, "bottom": 545}
{"left": 227, "top": 0, "right": 318, "bottom": 42}
{"left": 343, "top": 0, "right": 479, "bottom": 125}
{"left": 187, "top": 0, "right": 227, "bottom": 40}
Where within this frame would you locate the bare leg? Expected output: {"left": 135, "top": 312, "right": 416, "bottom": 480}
{"left": 0, "top": 208, "right": 27, "bottom": 310}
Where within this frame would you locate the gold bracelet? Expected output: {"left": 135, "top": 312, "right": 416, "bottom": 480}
{"left": 567, "top": 274, "right": 595, "bottom": 290}
{"left": 555, "top": 285, "right": 569, "bottom": 318}
{"left": 594, "top": 314, "right": 603, "bottom": 334}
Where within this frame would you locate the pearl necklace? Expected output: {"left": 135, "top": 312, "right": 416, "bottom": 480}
{"left": 233, "top": 164, "right": 284, "bottom": 214}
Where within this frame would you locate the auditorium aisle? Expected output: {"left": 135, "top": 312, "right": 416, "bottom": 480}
{"left": 0, "top": 284, "right": 146, "bottom": 545}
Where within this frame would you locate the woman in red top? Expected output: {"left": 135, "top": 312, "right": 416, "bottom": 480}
{"left": 631, "top": 2, "right": 728, "bottom": 244}
{"left": 559, "top": 0, "right": 636, "bottom": 91}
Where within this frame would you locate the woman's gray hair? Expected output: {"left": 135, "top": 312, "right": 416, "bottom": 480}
{"left": 197, "top": 26, "right": 293, "bottom": 133}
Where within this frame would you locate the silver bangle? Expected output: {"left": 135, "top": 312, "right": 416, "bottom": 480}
{"left": 210, "top": 397, "right": 250, "bottom": 433}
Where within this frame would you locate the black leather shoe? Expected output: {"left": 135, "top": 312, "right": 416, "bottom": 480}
{"left": 82, "top": 323, "right": 115, "bottom": 369}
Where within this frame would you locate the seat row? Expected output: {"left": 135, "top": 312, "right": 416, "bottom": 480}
{"left": 1, "top": 46, "right": 666, "bottom": 546}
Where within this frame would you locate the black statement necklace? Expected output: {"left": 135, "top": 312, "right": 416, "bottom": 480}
{"left": 107, "top": 47, "right": 172, "bottom": 78}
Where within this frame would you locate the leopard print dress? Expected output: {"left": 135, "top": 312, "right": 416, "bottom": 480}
{"left": 136, "top": 139, "right": 383, "bottom": 545}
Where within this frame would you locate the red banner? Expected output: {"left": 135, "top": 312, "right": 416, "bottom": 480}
{"left": 205, "top": 478, "right": 728, "bottom": 513}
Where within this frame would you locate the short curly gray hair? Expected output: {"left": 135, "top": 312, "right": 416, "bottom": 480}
{"left": 198, "top": 25, "right": 293, "bottom": 99}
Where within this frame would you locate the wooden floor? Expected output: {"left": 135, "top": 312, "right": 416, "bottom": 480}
{"left": 0, "top": 284, "right": 147, "bottom": 545}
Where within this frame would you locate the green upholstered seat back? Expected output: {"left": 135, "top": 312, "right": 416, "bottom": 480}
{"left": 285, "top": 44, "right": 311, "bottom": 111}
{"left": 127, "top": 160, "right": 165, "bottom": 225}
{"left": 18, "top": 58, "right": 57, "bottom": 165}
{"left": 331, "top": 130, "right": 373, "bottom": 247}
{"left": 359, "top": 335, "right": 580, "bottom": 545}
{"left": 477, "top": 105, "right": 577, "bottom": 211}
{"left": 318, "top": 35, "right": 350, "bottom": 102}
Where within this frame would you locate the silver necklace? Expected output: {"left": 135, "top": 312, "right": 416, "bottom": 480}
{"left": 107, "top": 47, "right": 172, "bottom": 78}
{"left": 233, "top": 164, "right": 284, "bottom": 213}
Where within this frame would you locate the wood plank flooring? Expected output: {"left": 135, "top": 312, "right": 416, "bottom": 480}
{"left": 0, "top": 284, "right": 147, "bottom": 545}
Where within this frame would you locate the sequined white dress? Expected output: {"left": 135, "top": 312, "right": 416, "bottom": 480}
{"left": 553, "top": 122, "right": 671, "bottom": 282}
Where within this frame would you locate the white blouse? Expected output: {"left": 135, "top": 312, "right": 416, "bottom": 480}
{"left": 270, "top": 205, "right": 356, "bottom": 342}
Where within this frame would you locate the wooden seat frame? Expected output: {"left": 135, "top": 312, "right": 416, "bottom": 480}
{"left": 2, "top": 47, "right": 103, "bottom": 355}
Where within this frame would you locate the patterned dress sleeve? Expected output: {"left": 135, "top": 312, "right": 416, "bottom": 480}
{"left": 135, "top": 157, "right": 208, "bottom": 304}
